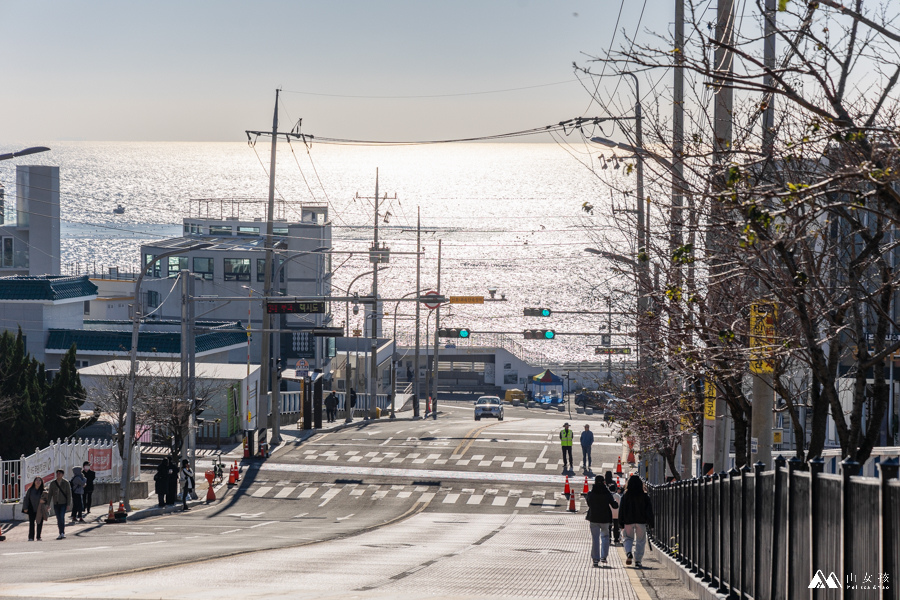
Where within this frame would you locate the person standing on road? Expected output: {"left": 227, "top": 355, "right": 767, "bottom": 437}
{"left": 22, "top": 477, "right": 49, "bottom": 541}
{"left": 154, "top": 457, "right": 169, "bottom": 507}
{"left": 70, "top": 466, "right": 87, "bottom": 523}
{"left": 580, "top": 424, "right": 594, "bottom": 472}
{"left": 48, "top": 469, "right": 71, "bottom": 540}
{"left": 608, "top": 483, "right": 621, "bottom": 544}
{"left": 559, "top": 423, "right": 574, "bottom": 472}
{"left": 82, "top": 461, "right": 95, "bottom": 515}
{"left": 618, "top": 474, "right": 654, "bottom": 568}
{"left": 585, "top": 475, "right": 618, "bottom": 567}
{"left": 324, "top": 391, "right": 338, "bottom": 423}
{"left": 180, "top": 459, "right": 195, "bottom": 511}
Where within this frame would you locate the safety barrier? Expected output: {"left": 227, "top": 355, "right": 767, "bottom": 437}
{"left": 651, "top": 456, "right": 899, "bottom": 599}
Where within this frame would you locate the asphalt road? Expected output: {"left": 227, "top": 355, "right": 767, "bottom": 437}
{"left": 0, "top": 401, "right": 642, "bottom": 599}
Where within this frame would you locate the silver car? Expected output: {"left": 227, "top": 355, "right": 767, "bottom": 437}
{"left": 474, "top": 396, "right": 504, "bottom": 421}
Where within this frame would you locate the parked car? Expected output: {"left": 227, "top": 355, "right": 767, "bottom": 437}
{"left": 474, "top": 396, "right": 504, "bottom": 421}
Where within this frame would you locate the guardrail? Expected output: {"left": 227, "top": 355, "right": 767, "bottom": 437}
{"left": 650, "top": 456, "right": 899, "bottom": 599}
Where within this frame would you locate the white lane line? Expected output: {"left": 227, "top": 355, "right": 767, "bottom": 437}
{"left": 220, "top": 529, "right": 242, "bottom": 535}
{"left": 298, "top": 487, "right": 318, "bottom": 499}
{"left": 443, "top": 493, "right": 460, "bottom": 504}
{"left": 337, "top": 514, "right": 354, "bottom": 521}
{"left": 380, "top": 437, "right": 394, "bottom": 446}
{"left": 82, "top": 546, "right": 112, "bottom": 551}
{"left": 275, "top": 486, "right": 296, "bottom": 498}
{"left": 318, "top": 488, "right": 342, "bottom": 507}
{"left": 251, "top": 486, "right": 273, "bottom": 498}
{"left": 134, "top": 540, "right": 166, "bottom": 546}
{"left": 416, "top": 492, "right": 435, "bottom": 503}
{"left": 2, "top": 551, "right": 43, "bottom": 556}
{"left": 537, "top": 445, "right": 548, "bottom": 462}
{"left": 249, "top": 521, "right": 277, "bottom": 529}
{"left": 492, "top": 496, "right": 509, "bottom": 506}
{"left": 292, "top": 513, "right": 309, "bottom": 519}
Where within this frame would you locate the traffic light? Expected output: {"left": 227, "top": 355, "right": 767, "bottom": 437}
{"left": 439, "top": 328, "right": 471, "bottom": 338}
{"left": 524, "top": 308, "right": 552, "bottom": 317}
{"left": 524, "top": 329, "right": 556, "bottom": 340}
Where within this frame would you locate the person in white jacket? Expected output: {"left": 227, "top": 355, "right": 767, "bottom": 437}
{"left": 179, "top": 460, "right": 195, "bottom": 512}
{"left": 608, "top": 483, "right": 621, "bottom": 544}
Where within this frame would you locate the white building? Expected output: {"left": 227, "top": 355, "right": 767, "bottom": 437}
{"left": 0, "top": 165, "right": 60, "bottom": 276}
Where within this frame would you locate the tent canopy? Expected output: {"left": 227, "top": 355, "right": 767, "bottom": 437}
{"left": 532, "top": 369, "right": 563, "bottom": 384}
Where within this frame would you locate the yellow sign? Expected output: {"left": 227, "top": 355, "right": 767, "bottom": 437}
{"left": 704, "top": 380, "right": 716, "bottom": 421}
{"left": 773, "top": 429, "right": 783, "bottom": 444}
{"left": 449, "top": 296, "right": 485, "bottom": 305}
{"left": 680, "top": 393, "right": 692, "bottom": 429}
{"left": 750, "top": 301, "right": 778, "bottom": 374}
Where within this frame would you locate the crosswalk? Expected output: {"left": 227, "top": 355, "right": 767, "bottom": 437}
{"left": 237, "top": 480, "right": 582, "bottom": 510}
{"left": 301, "top": 448, "right": 618, "bottom": 472}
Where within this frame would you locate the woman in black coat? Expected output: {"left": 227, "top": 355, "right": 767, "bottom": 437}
{"left": 154, "top": 458, "right": 169, "bottom": 507}
{"left": 618, "top": 474, "right": 654, "bottom": 568}
{"left": 165, "top": 457, "right": 178, "bottom": 506}
{"left": 585, "top": 475, "right": 618, "bottom": 567}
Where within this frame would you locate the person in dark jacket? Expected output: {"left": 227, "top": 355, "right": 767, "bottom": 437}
{"left": 154, "top": 458, "right": 169, "bottom": 507}
{"left": 608, "top": 483, "right": 622, "bottom": 544}
{"left": 48, "top": 469, "right": 72, "bottom": 540}
{"left": 82, "top": 461, "right": 96, "bottom": 515}
{"left": 165, "top": 457, "right": 178, "bottom": 506}
{"left": 324, "top": 391, "right": 338, "bottom": 423}
{"left": 70, "top": 466, "right": 87, "bottom": 523}
{"left": 22, "top": 477, "right": 49, "bottom": 541}
{"left": 618, "top": 474, "right": 654, "bottom": 568}
{"left": 585, "top": 475, "right": 619, "bottom": 566}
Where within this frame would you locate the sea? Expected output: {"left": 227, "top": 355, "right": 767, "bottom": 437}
{"left": 0, "top": 141, "right": 633, "bottom": 366}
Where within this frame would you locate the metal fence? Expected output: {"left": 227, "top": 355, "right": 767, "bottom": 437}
{"left": 1, "top": 458, "right": 22, "bottom": 503}
{"left": 650, "top": 456, "right": 899, "bottom": 600}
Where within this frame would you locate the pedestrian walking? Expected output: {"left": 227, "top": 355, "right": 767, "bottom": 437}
{"left": 154, "top": 457, "right": 169, "bottom": 507}
{"left": 22, "top": 477, "right": 49, "bottom": 541}
{"left": 70, "top": 466, "right": 87, "bottom": 523}
{"left": 406, "top": 365, "right": 413, "bottom": 382}
{"left": 608, "top": 483, "right": 621, "bottom": 544}
{"left": 349, "top": 388, "right": 357, "bottom": 417}
{"left": 324, "top": 391, "right": 338, "bottom": 423}
{"left": 559, "top": 423, "right": 574, "bottom": 472}
{"left": 618, "top": 474, "right": 654, "bottom": 568}
{"left": 180, "top": 459, "right": 195, "bottom": 511}
{"left": 165, "top": 458, "right": 178, "bottom": 506}
{"left": 47, "top": 469, "right": 71, "bottom": 540}
{"left": 580, "top": 424, "right": 594, "bottom": 472}
{"left": 585, "top": 475, "right": 619, "bottom": 567}
{"left": 82, "top": 461, "right": 95, "bottom": 515}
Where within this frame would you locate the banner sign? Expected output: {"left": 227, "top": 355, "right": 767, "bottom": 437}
{"left": 750, "top": 301, "right": 778, "bottom": 374}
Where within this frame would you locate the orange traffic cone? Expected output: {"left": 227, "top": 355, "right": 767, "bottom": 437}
{"left": 583, "top": 477, "right": 589, "bottom": 494}
{"left": 233, "top": 461, "right": 240, "bottom": 481}
{"left": 563, "top": 476, "right": 570, "bottom": 496}
{"left": 206, "top": 483, "right": 216, "bottom": 502}
{"left": 105, "top": 501, "right": 115, "bottom": 523}
{"left": 568, "top": 493, "right": 576, "bottom": 512}
{"left": 627, "top": 449, "right": 636, "bottom": 464}
{"left": 616, "top": 475, "right": 620, "bottom": 490}
{"left": 118, "top": 502, "right": 125, "bottom": 513}
{"left": 615, "top": 457, "right": 623, "bottom": 475}
{"left": 228, "top": 464, "right": 236, "bottom": 485}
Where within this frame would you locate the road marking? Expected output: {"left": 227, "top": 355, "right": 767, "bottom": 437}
{"left": 249, "top": 521, "right": 277, "bottom": 529}
{"left": 220, "top": 529, "right": 242, "bottom": 535}
{"left": 524, "top": 462, "right": 536, "bottom": 469}
{"left": 298, "top": 487, "right": 318, "bottom": 499}
{"left": 380, "top": 437, "right": 393, "bottom": 446}
{"left": 492, "top": 496, "right": 509, "bottom": 506}
{"left": 372, "top": 490, "right": 388, "bottom": 501}
{"left": 501, "top": 462, "right": 514, "bottom": 468}
{"left": 251, "top": 486, "right": 273, "bottom": 498}
{"left": 83, "top": 546, "right": 113, "bottom": 551}
{"left": 542, "top": 498, "right": 557, "bottom": 508}
{"left": 292, "top": 513, "right": 309, "bottom": 519}
{"left": 443, "top": 494, "right": 460, "bottom": 504}
{"left": 337, "top": 514, "right": 354, "bottom": 521}
{"left": 516, "top": 497, "right": 531, "bottom": 508}
{"left": 350, "top": 488, "right": 365, "bottom": 496}
{"left": 416, "top": 492, "right": 435, "bottom": 503}
{"left": 275, "top": 486, "right": 296, "bottom": 498}
{"left": 396, "top": 491, "right": 411, "bottom": 498}
{"left": 318, "top": 488, "right": 342, "bottom": 506}
{"left": 349, "top": 456, "right": 363, "bottom": 462}
{"left": 133, "top": 540, "right": 166, "bottom": 546}
{"left": 467, "top": 495, "right": 484, "bottom": 505}
{"left": 537, "top": 445, "right": 548, "bottom": 462}
{"left": 2, "top": 551, "right": 43, "bottom": 556}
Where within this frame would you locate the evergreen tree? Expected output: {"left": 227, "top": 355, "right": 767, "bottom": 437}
{"left": 45, "top": 344, "right": 87, "bottom": 441}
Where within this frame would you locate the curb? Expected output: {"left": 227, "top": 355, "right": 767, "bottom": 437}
{"left": 651, "top": 537, "right": 728, "bottom": 600}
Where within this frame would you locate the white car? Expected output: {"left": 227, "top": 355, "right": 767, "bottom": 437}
{"left": 474, "top": 396, "right": 504, "bottom": 421}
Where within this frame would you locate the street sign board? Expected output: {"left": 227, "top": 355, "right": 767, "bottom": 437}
{"left": 423, "top": 290, "right": 441, "bottom": 310}
{"left": 595, "top": 347, "right": 631, "bottom": 355}
{"left": 310, "top": 327, "right": 345, "bottom": 337}
{"left": 750, "top": 301, "right": 778, "bottom": 374}
{"left": 449, "top": 295, "right": 484, "bottom": 305}
{"left": 266, "top": 301, "right": 326, "bottom": 314}
{"left": 773, "top": 429, "right": 783, "bottom": 444}
{"left": 601, "top": 334, "right": 611, "bottom": 347}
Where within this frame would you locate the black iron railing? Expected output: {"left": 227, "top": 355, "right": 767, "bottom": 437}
{"left": 650, "top": 456, "right": 899, "bottom": 600}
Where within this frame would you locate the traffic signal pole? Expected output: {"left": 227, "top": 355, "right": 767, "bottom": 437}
{"left": 430, "top": 240, "right": 442, "bottom": 419}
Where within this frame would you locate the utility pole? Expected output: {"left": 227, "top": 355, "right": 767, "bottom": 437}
{"left": 750, "top": 0, "right": 777, "bottom": 469}
{"left": 673, "top": 0, "right": 692, "bottom": 480}
{"left": 431, "top": 239, "right": 442, "bottom": 419}
{"left": 414, "top": 207, "right": 421, "bottom": 418}
{"left": 261, "top": 88, "right": 280, "bottom": 446}
{"left": 711, "top": 0, "right": 735, "bottom": 473}
{"left": 180, "top": 270, "right": 198, "bottom": 474}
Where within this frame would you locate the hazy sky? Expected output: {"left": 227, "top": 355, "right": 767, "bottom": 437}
{"left": 0, "top": 1, "right": 671, "bottom": 142}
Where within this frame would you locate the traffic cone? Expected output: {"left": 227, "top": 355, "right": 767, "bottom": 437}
{"left": 206, "top": 483, "right": 216, "bottom": 502}
{"left": 616, "top": 475, "right": 620, "bottom": 490}
{"left": 105, "top": 501, "right": 115, "bottom": 523}
{"left": 583, "top": 477, "right": 589, "bottom": 494}
{"left": 568, "top": 493, "right": 576, "bottom": 512}
{"left": 118, "top": 502, "right": 125, "bottom": 513}
{"left": 564, "top": 476, "right": 570, "bottom": 496}
{"left": 615, "top": 457, "right": 623, "bottom": 475}
{"left": 233, "top": 461, "right": 240, "bottom": 481}
{"left": 228, "top": 464, "right": 236, "bottom": 485}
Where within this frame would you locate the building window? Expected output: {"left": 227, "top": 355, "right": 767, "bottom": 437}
{"left": 273, "top": 227, "right": 289, "bottom": 236}
{"left": 1, "top": 237, "right": 12, "bottom": 268}
{"left": 191, "top": 224, "right": 203, "bottom": 234}
{"left": 257, "top": 258, "right": 285, "bottom": 282}
{"left": 83, "top": 301, "right": 91, "bottom": 316}
{"left": 183, "top": 223, "right": 191, "bottom": 235}
{"left": 237, "top": 226, "right": 260, "bottom": 236}
{"left": 168, "top": 256, "right": 188, "bottom": 278}
{"left": 146, "top": 290, "right": 160, "bottom": 308}
{"left": 193, "top": 257, "right": 214, "bottom": 280}
{"left": 144, "top": 254, "right": 161, "bottom": 278}
{"left": 224, "top": 258, "right": 251, "bottom": 281}
{"left": 210, "top": 225, "right": 232, "bottom": 236}
{"left": 75, "top": 359, "right": 90, "bottom": 369}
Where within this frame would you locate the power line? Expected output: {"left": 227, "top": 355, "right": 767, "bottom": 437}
{"left": 282, "top": 79, "right": 579, "bottom": 99}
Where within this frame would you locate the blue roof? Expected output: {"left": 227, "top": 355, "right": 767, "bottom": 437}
{"left": 46, "top": 322, "right": 247, "bottom": 355}
{"left": 0, "top": 275, "right": 97, "bottom": 301}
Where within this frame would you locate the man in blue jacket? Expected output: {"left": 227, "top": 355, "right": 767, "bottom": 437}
{"left": 580, "top": 424, "right": 594, "bottom": 472}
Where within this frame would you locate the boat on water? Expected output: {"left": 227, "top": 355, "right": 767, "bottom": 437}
{"left": 112, "top": 204, "right": 125, "bottom": 214}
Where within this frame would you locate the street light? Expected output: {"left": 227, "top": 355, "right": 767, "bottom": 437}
{"left": 0, "top": 146, "right": 50, "bottom": 162}
{"left": 120, "top": 243, "right": 212, "bottom": 510}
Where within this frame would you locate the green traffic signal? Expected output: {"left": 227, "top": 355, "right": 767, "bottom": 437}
{"left": 540, "top": 308, "right": 551, "bottom": 317}
{"left": 459, "top": 329, "right": 470, "bottom": 338}
{"left": 543, "top": 330, "right": 555, "bottom": 339}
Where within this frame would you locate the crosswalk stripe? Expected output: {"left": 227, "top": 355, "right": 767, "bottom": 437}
{"left": 298, "top": 487, "right": 318, "bottom": 499}
{"left": 396, "top": 491, "right": 411, "bottom": 499}
{"left": 251, "top": 486, "right": 273, "bottom": 498}
{"left": 319, "top": 488, "right": 342, "bottom": 507}
{"left": 372, "top": 490, "right": 388, "bottom": 500}
{"left": 467, "top": 495, "right": 484, "bottom": 505}
{"left": 516, "top": 497, "right": 531, "bottom": 508}
{"left": 416, "top": 492, "right": 435, "bottom": 503}
{"left": 542, "top": 498, "right": 557, "bottom": 508}
{"left": 274, "top": 487, "right": 296, "bottom": 498}
{"left": 492, "top": 496, "right": 508, "bottom": 506}
{"left": 443, "top": 493, "right": 460, "bottom": 504}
